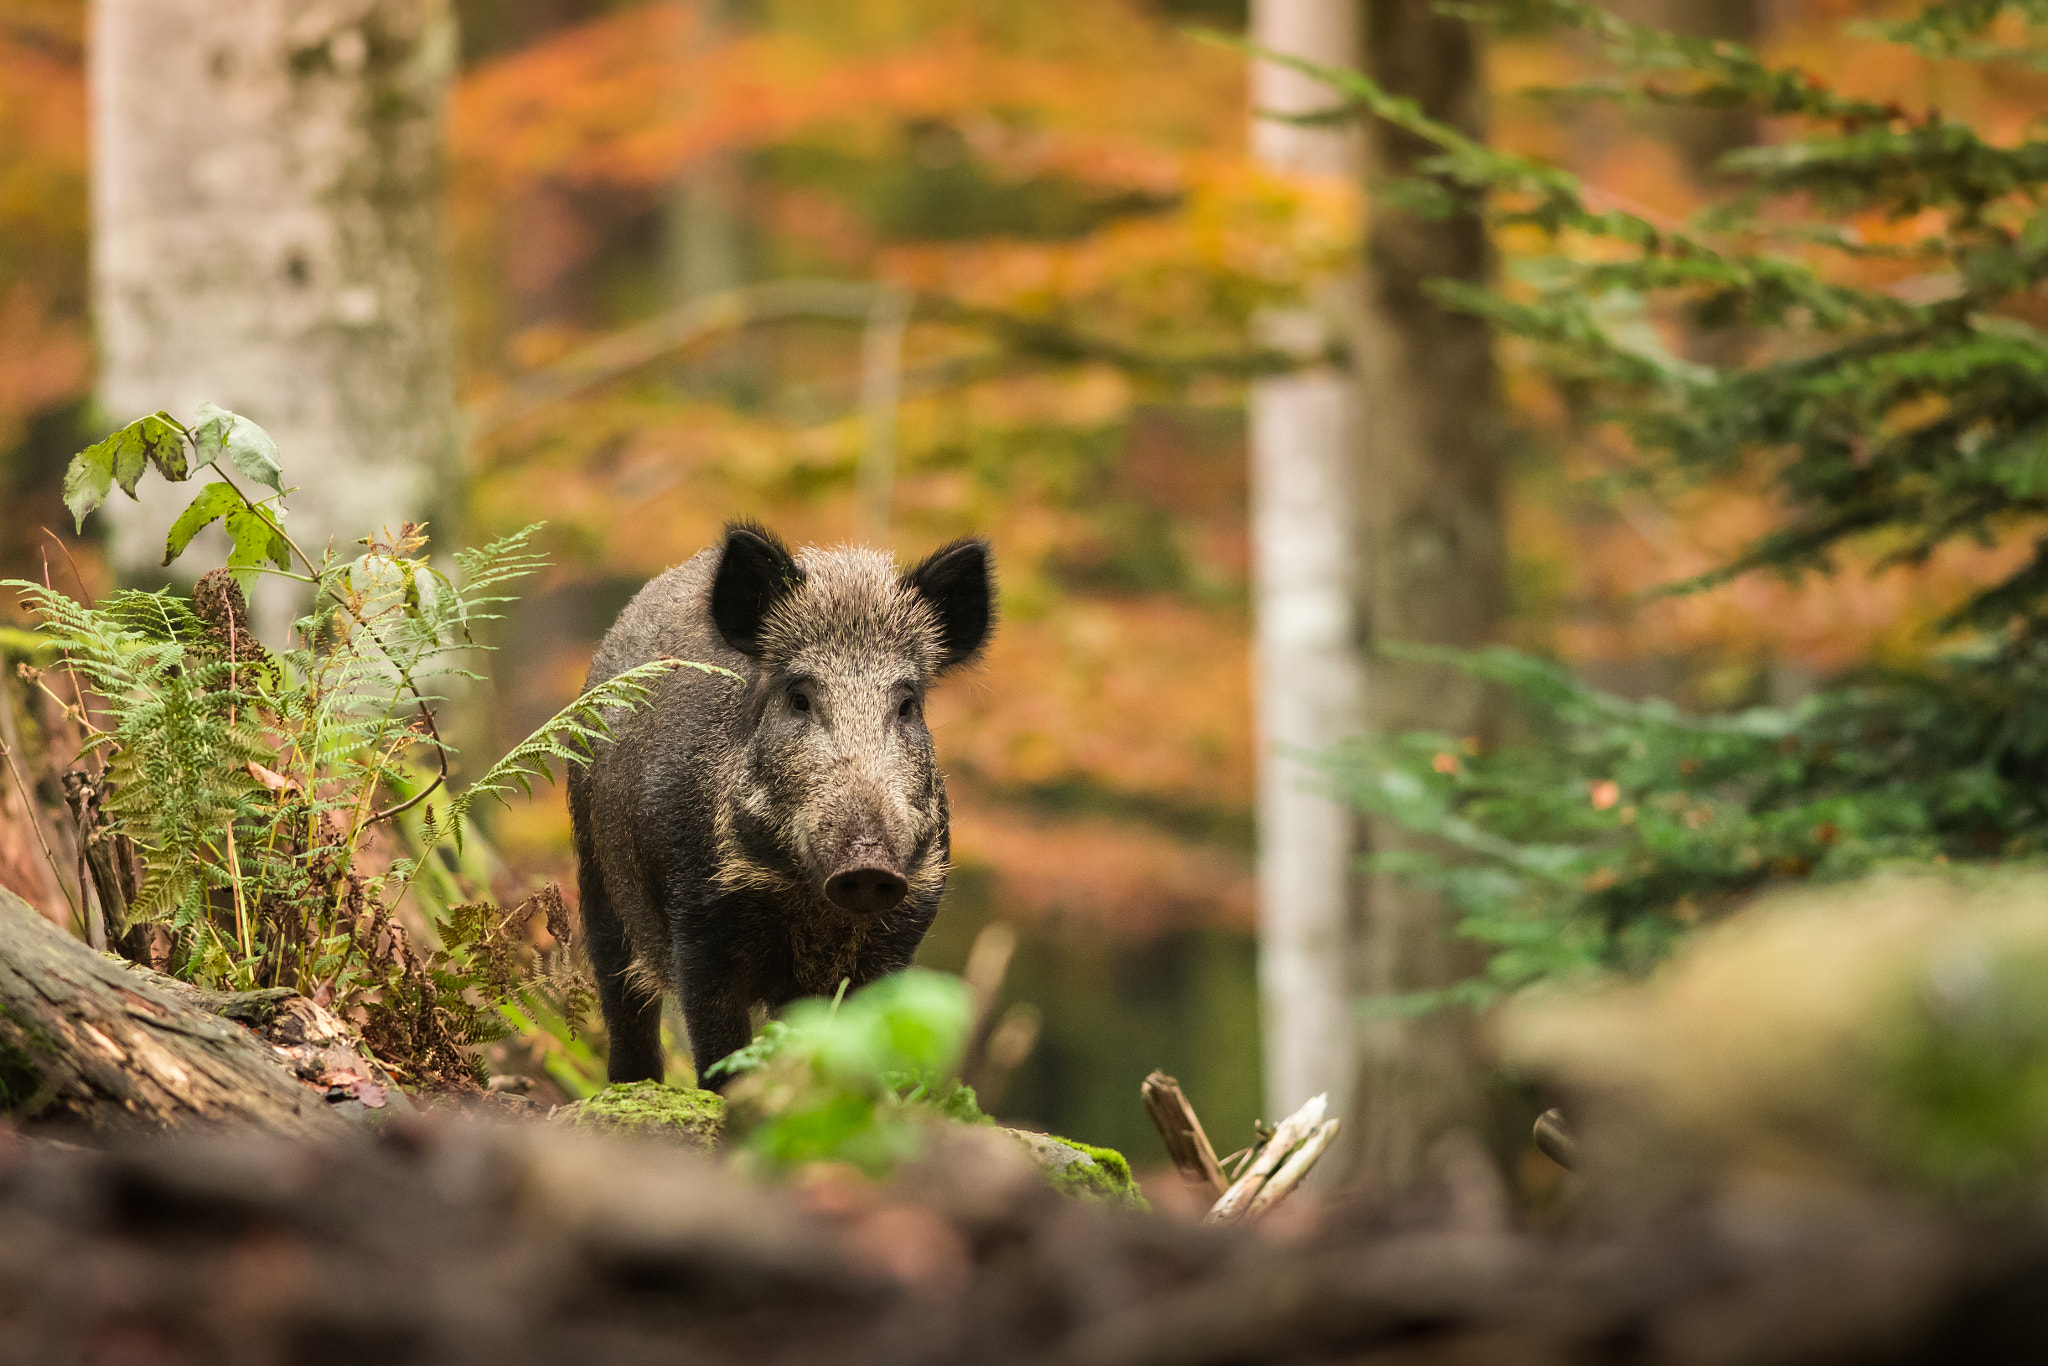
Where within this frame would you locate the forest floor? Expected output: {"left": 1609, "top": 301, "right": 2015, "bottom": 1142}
{"left": 3, "top": 1110, "right": 2045, "bottom": 1365}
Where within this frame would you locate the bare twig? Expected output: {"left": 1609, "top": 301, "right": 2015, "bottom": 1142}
{"left": 1141, "top": 1070, "right": 1227, "bottom": 1198}
{"left": 0, "top": 673, "right": 77, "bottom": 926}
{"left": 466, "top": 279, "right": 883, "bottom": 440}
{"left": 39, "top": 546, "right": 106, "bottom": 752}
{"left": 363, "top": 703, "right": 449, "bottom": 824}
{"left": 1208, "top": 1093, "right": 1328, "bottom": 1224}
{"left": 960, "top": 923, "right": 1016, "bottom": 1068}
{"left": 1244, "top": 1118, "right": 1340, "bottom": 1219}
{"left": 960, "top": 923, "right": 1039, "bottom": 1104}
{"left": 461, "top": 278, "right": 1318, "bottom": 447}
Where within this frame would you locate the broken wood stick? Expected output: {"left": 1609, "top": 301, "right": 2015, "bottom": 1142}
{"left": 1141, "top": 1070, "right": 1226, "bottom": 1197}
{"left": 1244, "top": 1118, "right": 1340, "bottom": 1220}
{"left": 1207, "top": 1092, "right": 1328, "bottom": 1223}
{"left": 959, "top": 921, "right": 1018, "bottom": 1092}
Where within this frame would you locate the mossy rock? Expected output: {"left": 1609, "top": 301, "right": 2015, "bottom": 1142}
{"left": 552, "top": 1081, "right": 726, "bottom": 1152}
{"left": 1006, "top": 1128, "right": 1147, "bottom": 1210}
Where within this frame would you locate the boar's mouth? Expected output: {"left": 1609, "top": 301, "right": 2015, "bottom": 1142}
{"left": 823, "top": 841, "right": 909, "bottom": 913}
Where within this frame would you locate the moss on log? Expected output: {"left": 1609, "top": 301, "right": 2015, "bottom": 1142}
{"left": 1007, "top": 1128, "right": 1147, "bottom": 1208}
{"left": 552, "top": 1081, "right": 727, "bottom": 1150}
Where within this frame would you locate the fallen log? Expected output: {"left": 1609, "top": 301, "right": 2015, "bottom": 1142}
{"left": 0, "top": 885, "right": 358, "bottom": 1139}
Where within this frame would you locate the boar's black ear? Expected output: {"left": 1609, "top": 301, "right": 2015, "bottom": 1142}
{"left": 903, "top": 537, "right": 995, "bottom": 672}
{"left": 711, "top": 522, "right": 805, "bottom": 657}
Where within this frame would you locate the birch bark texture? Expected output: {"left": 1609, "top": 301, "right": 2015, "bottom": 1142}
{"left": 1347, "top": 0, "right": 1507, "bottom": 1199}
{"left": 1246, "top": 0, "right": 1367, "bottom": 1136}
{"left": 92, "top": 0, "right": 460, "bottom": 637}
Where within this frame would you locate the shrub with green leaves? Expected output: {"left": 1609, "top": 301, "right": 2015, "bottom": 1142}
{"left": 710, "top": 969, "right": 982, "bottom": 1174}
{"left": 15, "top": 405, "right": 716, "bottom": 1087}
{"left": 1269, "top": 1, "right": 2048, "bottom": 1005}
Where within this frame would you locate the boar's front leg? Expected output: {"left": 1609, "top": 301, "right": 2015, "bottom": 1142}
{"left": 678, "top": 958, "right": 754, "bottom": 1092}
{"left": 575, "top": 803, "right": 664, "bottom": 1085}
{"left": 584, "top": 894, "right": 664, "bottom": 1085}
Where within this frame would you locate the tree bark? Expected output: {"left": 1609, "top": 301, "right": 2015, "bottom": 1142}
{"left": 0, "top": 885, "right": 360, "bottom": 1138}
{"left": 1347, "top": 0, "right": 1507, "bottom": 1199}
{"left": 1246, "top": 0, "right": 1369, "bottom": 1153}
{"left": 91, "top": 0, "right": 460, "bottom": 640}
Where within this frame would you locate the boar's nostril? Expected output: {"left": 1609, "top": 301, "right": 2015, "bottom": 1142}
{"left": 825, "top": 867, "right": 910, "bottom": 913}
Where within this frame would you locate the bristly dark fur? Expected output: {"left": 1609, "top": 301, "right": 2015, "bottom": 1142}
{"left": 569, "top": 526, "right": 995, "bottom": 1087}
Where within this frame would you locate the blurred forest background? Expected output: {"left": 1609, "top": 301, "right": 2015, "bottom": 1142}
{"left": 3, "top": 0, "right": 2045, "bottom": 1170}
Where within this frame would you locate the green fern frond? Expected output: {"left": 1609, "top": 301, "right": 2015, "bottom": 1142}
{"left": 438, "top": 657, "right": 733, "bottom": 850}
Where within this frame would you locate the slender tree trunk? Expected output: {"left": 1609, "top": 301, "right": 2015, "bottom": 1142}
{"left": 1246, "top": 1, "right": 1367, "bottom": 1140}
{"left": 666, "top": 167, "right": 745, "bottom": 304}
{"left": 1346, "top": 0, "right": 1507, "bottom": 1199}
{"left": 92, "top": 0, "right": 460, "bottom": 639}
{"left": 663, "top": 1, "right": 744, "bottom": 309}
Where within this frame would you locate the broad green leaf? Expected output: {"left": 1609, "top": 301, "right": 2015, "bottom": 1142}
{"left": 62, "top": 439, "right": 116, "bottom": 531}
{"left": 225, "top": 506, "right": 293, "bottom": 585}
{"left": 135, "top": 411, "right": 190, "bottom": 485}
{"left": 62, "top": 411, "right": 194, "bottom": 528}
{"left": 111, "top": 428, "right": 148, "bottom": 498}
{"left": 191, "top": 402, "right": 284, "bottom": 493}
{"left": 162, "top": 482, "right": 246, "bottom": 567}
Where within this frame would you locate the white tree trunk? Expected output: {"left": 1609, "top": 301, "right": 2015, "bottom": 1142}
{"left": 93, "top": 0, "right": 459, "bottom": 640}
{"left": 662, "top": 0, "right": 744, "bottom": 309}
{"left": 1247, "top": 0, "right": 1366, "bottom": 1138}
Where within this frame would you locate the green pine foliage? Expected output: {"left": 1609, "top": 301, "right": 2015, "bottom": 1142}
{"left": 1264, "top": 1, "right": 2048, "bottom": 1006}
{"left": 13, "top": 405, "right": 716, "bottom": 1087}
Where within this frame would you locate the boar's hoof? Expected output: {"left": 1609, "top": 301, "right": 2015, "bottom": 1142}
{"left": 826, "top": 866, "right": 910, "bottom": 913}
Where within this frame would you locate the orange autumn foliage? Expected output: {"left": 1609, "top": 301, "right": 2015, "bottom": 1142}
{"left": 8, "top": 0, "right": 2048, "bottom": 938}
{"left": 0, "top": 10, "right": 89, "bottom": 453}
{"left": 456, "top": 0, "right": 2048, "bottom": 935}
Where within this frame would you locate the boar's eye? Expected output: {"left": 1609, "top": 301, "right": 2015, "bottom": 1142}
{"left": 897, "top": 696, "right": 917, "bottom": 720}
{"left": 790, "top": 689, "right": 812, "bottom": 714}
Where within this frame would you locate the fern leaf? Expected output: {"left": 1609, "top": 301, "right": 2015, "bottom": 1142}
{"left": 436, "top": 657, "right": 733, "bottom": 851}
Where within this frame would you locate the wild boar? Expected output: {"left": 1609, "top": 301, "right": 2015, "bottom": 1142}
{"left": 568, "top": 523, "right": 995, "bottom": 1087}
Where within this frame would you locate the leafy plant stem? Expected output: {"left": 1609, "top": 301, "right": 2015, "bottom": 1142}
{"left": 208, "top": 463, "right": 455, "bottom": 821}
{"left": 0, "top": 733, "right": 79, "bottom": 927}
{"left": 223, "top": 820, "right": 250, "bottom": 959}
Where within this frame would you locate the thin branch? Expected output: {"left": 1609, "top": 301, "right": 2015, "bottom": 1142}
{"left": 1208, "top": 1093, "right": 1329, "bottom": 1223}
{"left": 1142, "top": 1070, "right": 1228, "bottom": 1198}
{"left": 465, "top": 279, "right": 883, "bottom": 440}
{"left": 461, "top": 278, "right": 1321, "bottom": 445}
{"left": 1244, "top": 1119, "right": 1340, "bottom": 1219}
{"left": 364, "top": 703, "right": 449, "bottom": 825}
{"left": 0, "top": 696, "right": 79, "bottom": 927}
{"left": 2, "top": 688, "right": 73, "bottom": 924}
{"left": 1533, "top": 1108, "right": 1578, "bottom": 1171}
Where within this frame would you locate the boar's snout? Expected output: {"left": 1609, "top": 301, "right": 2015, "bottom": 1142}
{"left": 825, "top": 843, "right": 910, "bottom": 913}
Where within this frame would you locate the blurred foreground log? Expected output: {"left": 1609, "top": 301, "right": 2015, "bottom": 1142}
{"left": 3, "top": 1116, "right": 2046, "bottom": 1365}
{"left": 0, "top": 886, "right": 363, "bottom": 1138}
